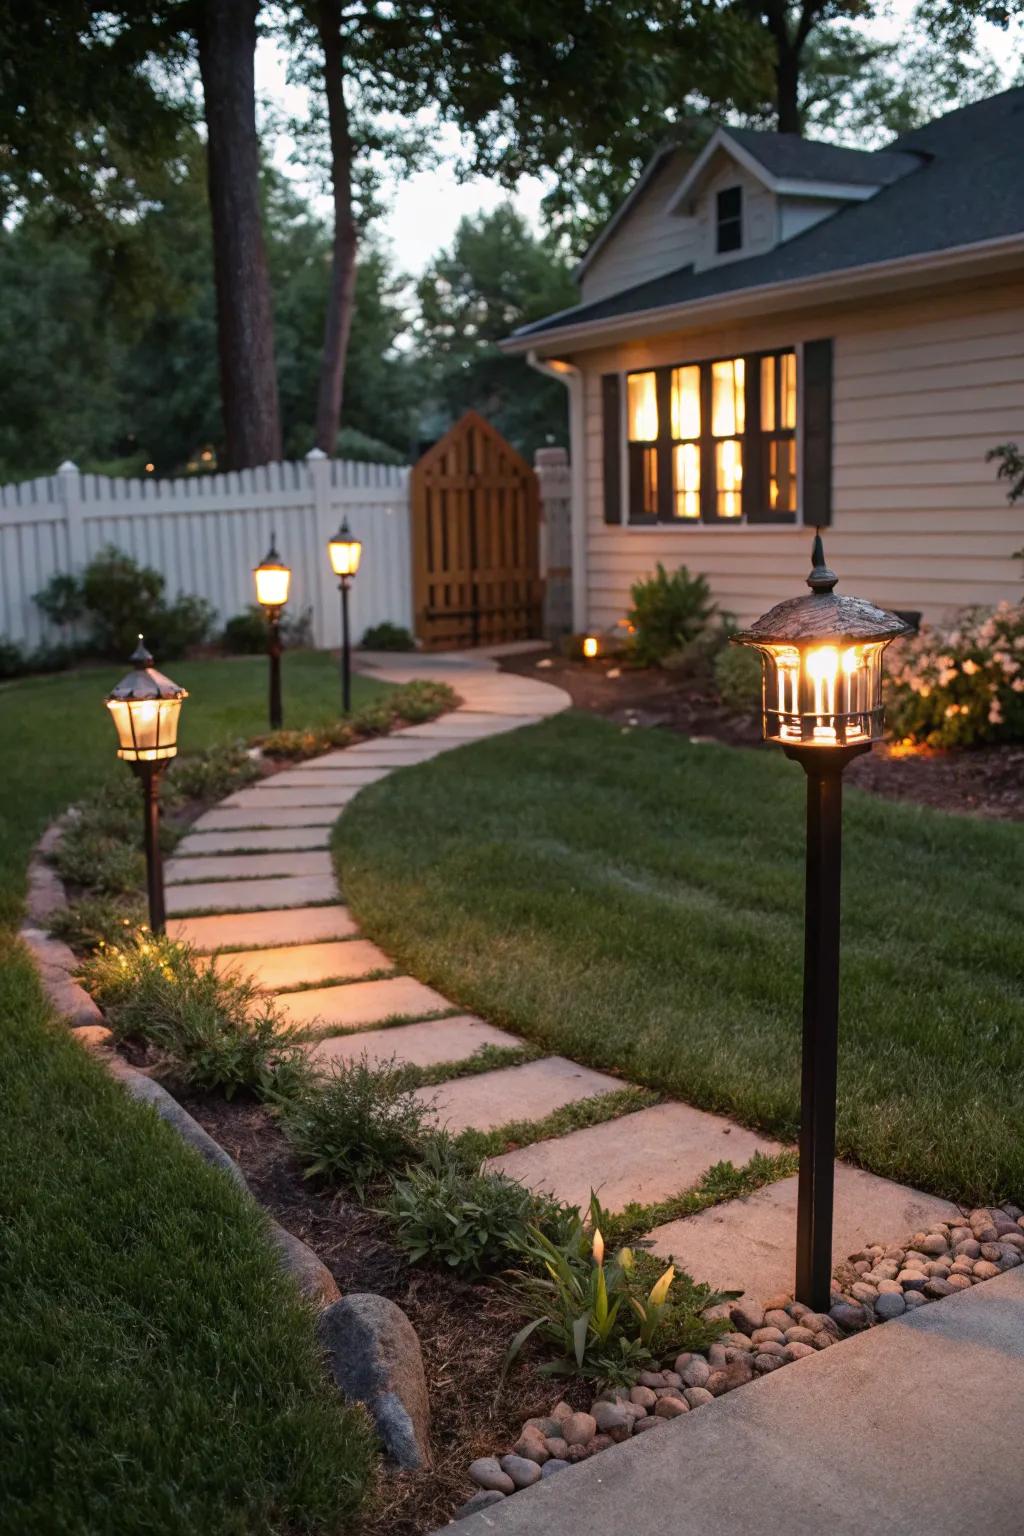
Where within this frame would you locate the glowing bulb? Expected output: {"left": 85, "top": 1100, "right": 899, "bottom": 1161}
{"left": 582, "top": 636, "right": 599, "bottom": 659}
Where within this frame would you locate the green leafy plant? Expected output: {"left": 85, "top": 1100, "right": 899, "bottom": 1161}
{"left": 47, "top": 545, "right": 215, "bottom": 660}
{"left": 48, "top": 892, "right": 146, "bottom": 952}
{"left": 626, "top": 563, "right": 717, "bottom": 668}
{"left": 506, "top": 1194, "right": 718, "bottom": 1383}
{"left": 714, "top": 644, "right": 762, "bottom": 716}
{"left": 261, "top": 679, "right": 456, "bottom": 759}
{"left": 387, "top": 1137, "right": 567, "bottom": 1277}
{"left": 360, "top": 621, "right": 416, "bottom": 652}
{"left": 81, "top": 932, "right": 308, "bottom": 1099}
{"left": 33, "top": 571, "right": 86, "bottom": 636}
{"left": 279, "top": 1055, "right": 433, "bottom": 1197}
{"left": 885, "top": 603, "right": 1024, "bottom": 747}
{"left": 221, "top": 604, "right": 315, "bottom": 655}
{"left": 165, "top": 739, "right": 260, "bottom": 803}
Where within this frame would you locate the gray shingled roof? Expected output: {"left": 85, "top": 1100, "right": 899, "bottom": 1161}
{"left": 512, "top": 88, "right": 1024, "bottom": 343}
{"left": 725, "top": 125, "right": 919, "bottom": 187}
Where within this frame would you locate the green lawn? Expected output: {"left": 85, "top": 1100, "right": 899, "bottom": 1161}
{"left": 336, "top": 711, "right": 1024, "bottom": 1208}
{"left": 0, "top": 653, "right": 386, "bottom": 1535}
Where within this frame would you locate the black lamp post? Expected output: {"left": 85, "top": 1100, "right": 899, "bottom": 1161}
{"left": 732, "top": 535, "right": 908, "bottom": 1309}
{"left": 253, "top": 534, "right": 291, "bottom": 730}
{"left": 105, "top": 637, "right": 188, "bottom": 935}
{"left": 327, "top": 518, "right": 362, "bottom": 714}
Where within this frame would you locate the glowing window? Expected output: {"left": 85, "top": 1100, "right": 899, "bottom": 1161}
{"left": 627, "top": 372, "right": 658, "bottom": 441}
{"left": 673, "top": 443, "right": 701, "bottom": 519}
{"left": 716, "top": 440, "right": 743, "bottom": 518}
{"left": 711, "top": 359, "right": 745, "bottom": 437}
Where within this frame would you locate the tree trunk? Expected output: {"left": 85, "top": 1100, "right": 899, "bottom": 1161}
{"left": 776, "top": 42, "right": 803, "bottom": 134}
{"left": 196, "top": 0, "right": 281, "bottom": 469}
{"left": 314, "top": 0, "right": 359, "bottom": 455}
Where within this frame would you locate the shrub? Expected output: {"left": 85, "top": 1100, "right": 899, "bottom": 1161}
{"left": 279, "top": 1055, "right": 433, "bottom": 1197}
{"left": 626, "top": 564, "right": 717, "bottom": 668}
{"left": 0, "top": 637, "right": 27, "bottom": 678}
{"left": 33, "top": 572, "right": 86, "bottom": 635}
{"left": 81, "top": 933, "right": 308, "bottom": 1099}
{"left": 165, "top": 739, "right": 260, "bottom": 803}
{"left": 360, "top": 621, "right": 416, "bottom": 652}
{"left": 507, "top": 1195, "right": 726, "bottom": 1383}
{"left": 48, "top": 546, "right": 215, "bottom": 660}
{"left": 49, "top": 893, "right": 146, "bottom": 953}
{"left": 52, "top": 827, "right": 146, "bottom": 894}
{"left": 261, "top": 679, "right": 457, "bottom": 759}
{"left": 222, "top": 605, "right": 316, "bottom": 655}
{"left": 387, "top": 1138, "right": 567, "bottom": 1277}
{"left": 885, "top": 603, "right": 1024, "bottom": 748}
{"left": 714, "top": 644, "right": 762, "bottom": 716}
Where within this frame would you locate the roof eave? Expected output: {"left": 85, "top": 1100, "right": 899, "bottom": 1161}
{"left": 500, "top": 231, "right": 1024, "bottom": 356}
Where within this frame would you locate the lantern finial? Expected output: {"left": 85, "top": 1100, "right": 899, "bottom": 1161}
{"left": 807, "top": 532, "right": 838, "bottom": 595}
{"left": 131, "top": 634, "right": 154, "bottom": 667}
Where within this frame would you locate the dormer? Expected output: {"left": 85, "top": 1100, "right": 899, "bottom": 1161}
{"left": 666, "top": 127, "right": 921, "bottom": 274}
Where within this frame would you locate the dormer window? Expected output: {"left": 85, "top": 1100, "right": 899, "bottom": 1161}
{"left": 716, "top": 186, "right": 743, "bottom": 253}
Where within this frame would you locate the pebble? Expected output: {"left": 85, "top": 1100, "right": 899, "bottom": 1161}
{"left": 524, "top": 1416, "right": 561, "bottom": 1439}
{"left": 721, "top": 1333, "right": 754, "bottom": 1352}
{"left": 541, "top": 1459, "right": 569, "bottom": 1479}
{"left": 628, "top": 1386, "right": 657, "bottom": 1410}
{"left": 638, "top": 1371, "right": 667, "bottom": 1388}
{"left": 784, "top": 1325, "right": 817, "bottom": 1346}
{"left": 551, "top": 1401, "right": 574, "bottom": 1423}
{"left": 923, "top": 1277, "right": 955, "bottom": 1299}
{"left": 754, "top": 1352, "right": 784, "bottom": 1373}
{"left": 955, "top": 1238, "right": 981, "bottom": 1258}
{"left": 633, "top": 1415, "right": 665, "bottom": 1433}
{"left": 973, "top": 1260, "right": 1001, "bottom": 1280}
{"left": 803, "top": 1312, "right": 838, "bottom": 1335}
{"left": 654, "top": 1396, "right": 689, "bottom": 1418}
{"left": 877, "top": 1279, "right": 903, "bottom": 1294}
{"left": 753, "top": 1340, "right": 785, "bottom": 1358}
{"left": 456, "top": 1489, "right": 506, "bottom": 1520}
{"left": 898, "top": 1270, "right": 928, "bottom": 1290}
{"left": 500, "top": 1455, "right": 542, "bottom": 1490}
{"left": 903, "top": 1291, "right": 929, "bottom": 1310}
{"left": 513, "top": 1430, "right": 549, "bottom": 1465}
{"left": 673, "top": 1352, "right": 698, "bottom": 1374}
{"left": 999, "top": 1246, "right": 1021, "bottom": 1268}
{"left": 679, "top": 1357, "right": 711, "bottom": 1389}
{"left": 945, "top": 1274, "right": 972, "bottom": 1291}
{"left": 980, "top": 1242, "right": 1003, "bottom": 1263}
{"left": 949, "top": 1226, "right": 971, "bottom": 1245}
{"left": 591, "top": 1402, "right": 630, "bottom": 1436}
{"left": 851, "top": 1282, "right": 878, "bottom": 1305}
{"left": 544, "top": 1436, "right": 569, "bottom": 1459}
{"left": 729, "top": 1299, "right": 765, "bottom": 1334}
{"left": 763, "top": 1293, "right": 793, "bottom": 1312}
{"left": 830, "top": 1302, "right": 869, "bottom": 1331}
{"left": 783, "top": 1342, "right": 816, "bottom": 1361}
{"left": 562, "top": 1412, "right": 597, "bottom": 1446}
{"left": 874, "top": 1291, "right": 906, "bottom": 1320}
{"left": 763, "top": 1308, "right": 793, "bottom": 1332}
{"left": 751, "top": 1326, "right": 786, "bottom": 1346}
{"left": 469, "top": 1458, "right": 515, "bottom": 1494}
{"left": 919, "top": 1233, "right": 949, "bottom": 1255}
{"left": 787, "top": 1301, "right": 812, "bottom": 1320}
{"left": 684, "top": 1387, "right": 715, "bottom": 1408}
{"left": 707, "top": 1342, "right": 728, "bottom": 1366}
{"left": 812, "top": 1330, "right": 834, "bottom": 1349}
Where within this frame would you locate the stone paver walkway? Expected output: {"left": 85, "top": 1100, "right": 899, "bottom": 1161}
{"left": 166, "top": 646, "right": 968, "bottom": 1299}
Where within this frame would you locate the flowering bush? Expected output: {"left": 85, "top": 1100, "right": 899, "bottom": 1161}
{"left": 885, "top": 603, "right": 1024, "bottom": 748}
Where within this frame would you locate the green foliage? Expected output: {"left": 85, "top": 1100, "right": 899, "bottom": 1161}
{"left": 454, "top": 1087, "right": 659, "bottom": 1165}
{"left": 81, "top": 932, "right": 308, "bottom": 1100}
{"left": 604, "top": 1152, "right": 801, "bottom": 1249}
{"left": 714, "top": 644, "right": 762, "bottom": 715}
{"left": 387, "top": 1137, "right": 567, "bottom": 1277}
{"left": 164, "top": 739, "right": 260, "bottom": 804}
{"left": 51, "top": 778, "right": 147, "bottom": 894}
{"left": 989, "top": 442, "right": 1024, "bottom": 505}
{"left": 335, "top": 426, "right": 408, "bottom": 465}
{"left": 262, "top": 679, "right": 456, "bottom": 758}
{"left": 507, "top": 1195, "right": 724, "bottom": 1383}
{"left": 360, "top": 621, "right": 416, "bottom": 652}
{"left": 79, "top": 545, "right": 215, "bottom": 660}
{"left": 626, "top": 563, "right": 718, "bottom": 668}
{"left": 885, "top": 604, "right": 1024, "bottom": 747}
{"left": 220, "top": 607, "right": 269, "bottom": 655}
{"left": 280, "top": 1054, "right": 434, "bottom": 1198}
{"left": 48, "top": 892, "right": 146, "bottom": 953}
{"left": 33, "top": 572, "right": 86, "bottom": 633}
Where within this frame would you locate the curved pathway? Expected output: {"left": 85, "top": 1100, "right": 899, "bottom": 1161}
{"left": 165, "top": 648, "right": 954, "bottom": 1300}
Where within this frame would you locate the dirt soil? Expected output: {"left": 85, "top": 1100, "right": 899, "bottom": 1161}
{"left": 178, "top": 1090, "right": 588, "bottom": 1536}
{"left": 501, "top": 648, "right": 1024, "bottom": 824}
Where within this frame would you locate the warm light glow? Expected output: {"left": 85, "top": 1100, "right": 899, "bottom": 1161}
{"left": 673, "top": 442, "right": 700, "bottom": 519}
{"left": 582, "top": 636, "right": 599, "bottom": 659}
{"left": 144, "top": 462, "right": 155, "bottom": 473}
{"left": 627, "top": 371, "right": 658, "bottom": 441}
{"left": 715, "top": 439, "right": 743, "bottom": 517}
{"left": 756, "top": 639, "right": 884, "bottom": 747}
{"left": 768, "top": 439, "right": 797, "bottom": 512}
{"left": 781, "top": 351, "right": 796, "bottom": 429}
{"left": 255, "top": 564, "right": 290, "bottom": 608}
{"left": 107, "top": 696, "right": 184, "bottom": 762}
{"left": 711, "top": 358, "right": 745, "bottom": 437}
{"left": 670, "top": 365, "right": 701, "bottom": 439}
{"left": 328, "top": 522, "right": 363, "bottom": 578}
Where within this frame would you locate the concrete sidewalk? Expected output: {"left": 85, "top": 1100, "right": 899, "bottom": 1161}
{"left": 446, "top": 1266, "right": 1024, "bottom": 1536}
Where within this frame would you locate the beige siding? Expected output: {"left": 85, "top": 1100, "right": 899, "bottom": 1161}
{"left": 580, "top": 150, "right": 695, "bottom": 304}
{"left": 571, "top": 280, "right": 1024, "bottom": 629}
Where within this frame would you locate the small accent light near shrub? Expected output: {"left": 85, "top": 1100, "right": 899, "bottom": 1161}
{"left": 106, "top": 636, "right": 188, "bottom": 934}
{"left": 253, "top": 533, "right": 291, "bottom": 730}
{"left": 732, "top": 535, "right": 907, "bottom": 1310}
{"left": 582, "top": 635, "right": 599, "bottom": 660}
{"left": 327, "top": 518, "right": 363, "bottom": 713}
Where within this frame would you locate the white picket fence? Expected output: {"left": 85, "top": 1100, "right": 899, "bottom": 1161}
{"left": 0, "top": 450, "right": 412, "bottom": 652}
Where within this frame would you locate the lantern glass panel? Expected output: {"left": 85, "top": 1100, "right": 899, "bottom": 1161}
{"left": 329, "top": 533, "right": 362, "bottom": 577}
{"left": 756, "top": 640, "right": 886, "bottom": 747}
{"left": 107, "top": 695, "right": 183, "bottom": 762}
{"left": 254, "top": 563, "right": 291, "bottom": 608}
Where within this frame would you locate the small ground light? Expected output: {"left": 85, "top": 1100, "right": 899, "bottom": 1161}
{"left": 105, "top": 637, "right": 188, "bottom": 934}
{"left": 253, "top": 534, "right": 291, "bottom": 730}
{"left": 582, "top": 636, "right": 599, "bottom": 659}
{"left": 732, "top": 534, "right": 908, "bottom": 1310}
{"left": 328, "top": 519, "right": 362, "bottom": 713}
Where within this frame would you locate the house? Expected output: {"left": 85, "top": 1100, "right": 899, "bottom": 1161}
{"left": 501, "top": 88, "right": 1024, "bottom": 633}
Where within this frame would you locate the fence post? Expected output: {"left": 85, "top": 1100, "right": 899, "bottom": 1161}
{"left": 307, "top": 448, "right": 335, "bottom": 649}
{"left": 57, "top": 459, "right": 86, "bottom": 572}
{"left": 534, "top": 445, "right": 572, "bottom": 639}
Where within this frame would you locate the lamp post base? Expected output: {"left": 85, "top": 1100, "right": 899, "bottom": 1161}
{"left": 339, "top": 579, "right": 352, "bottom": 714}
{"left": 784, "top": 741, "right": 870, "bottom": 1311}
{"left": 132, "top": 761, "right": 167, "bottom": 935}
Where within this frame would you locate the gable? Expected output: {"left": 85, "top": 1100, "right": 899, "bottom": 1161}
{"left": 578, "top": 147, "right": 696, "bottom": 305}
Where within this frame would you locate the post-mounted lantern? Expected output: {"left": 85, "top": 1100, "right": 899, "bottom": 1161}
{"left": 253, "top": 533, "right": 291, "bottom": 730}
{"left": 327, "top": 518, "right": 362, "bottom": 713}
{"left": 106, "top": 637, "right": 188, "bottom": 934}
{"left": 732, "top": 535, "right": 908, "bottom": 1309}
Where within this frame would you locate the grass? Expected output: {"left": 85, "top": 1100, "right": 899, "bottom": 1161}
{"left": 335, "top": 711, "right": 1024, "bottom": 1207}
{"left": 453, "top": 1086, "right": 660, "bottom": 1163}
{"left": 0, "top": 653, "right": 390, "bottom": 1534}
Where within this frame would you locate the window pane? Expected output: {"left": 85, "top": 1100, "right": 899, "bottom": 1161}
{"left": 673, "top": 442, "right": 700, "bottom": 519}
{"left": 769, "top": 439, "right": 797, "bottom": 513}
{"left": 641, "top": 446, "right": 658, "bottom": 515}
{"left": 627, "top": 372, "right": 658, "bottom": 441}
{"left": 760, "top": 356, "right": 776, "bottom": 431}
{"left": 671, "top": 365, "right": 701, "bottom": 439}
{"left": 711, "top": 358, "right": 745, "bottom": 436}
{"left": 781, "top": 351, "right": 797, "bottom": 430}
{"left": 715, "top": 440, "right": 743, "bottom": 518}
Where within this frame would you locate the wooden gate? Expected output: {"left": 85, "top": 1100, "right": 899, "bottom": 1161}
{"left": 411, "top": 411, "right": 543, "bottom": 649}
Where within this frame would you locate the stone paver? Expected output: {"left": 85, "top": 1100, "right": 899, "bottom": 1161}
{"left": 255, "top": 770, "right": 391, "bottom": 789}
{"left": 168, "top": 904, "right": 357, "bottom": 952}
{"left": 318, "top": 742, "right": 451, "bottom": 766}
{"left": 275, "top": 975, "right": 452, "bottom": 1032}
{"left": 192, "top": 805, "right": 339, "bottom": 831}
{"left": 414, "top": 1055, "right": 622, "bottom": 1134}
{"left": 221, "top": 785, "right": 359, "bottom": 809}
{"left": 175, "top": 827, "right": 330, "bottom": 855}
{"left": 204, "top": 938, "right": 391, "bottom": 992}
{"left": 487, "top": 1102, "right": 782, "bottom": 1214}
{"left": 307, "top": 1015, "right": 522, "bottom": 1071}
{"left": 646, "top": 1163, "right": 961, "bottom": 1299}
{"left": 397, "top": 713, "right": 541, "bottom": 739}
{"left": 165, "top": 850, "right": 332, "bottom": 884}
{"left": 165, "top": 873, "right": 338, "bottom": 915}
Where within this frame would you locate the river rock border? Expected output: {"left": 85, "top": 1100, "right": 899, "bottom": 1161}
{"left": 455, "top": 1203, "right": 1024, "bottom": 1521}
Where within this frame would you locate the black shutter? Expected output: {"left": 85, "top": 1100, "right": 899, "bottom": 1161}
{"left": 601, "top": 373, "right": 622, "bottom": 525}
{"left": 802, "top": 339, "right": 833, "bottom": 527}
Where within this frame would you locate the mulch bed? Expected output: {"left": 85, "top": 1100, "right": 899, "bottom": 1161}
{"left": 178, "top": 1089, "right": 588, "bottom": 1536}
{"left": 500, "top": 649, "right": 1024, "bottom": 823}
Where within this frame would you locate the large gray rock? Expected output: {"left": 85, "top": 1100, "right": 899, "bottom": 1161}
{"left": 317, "top": 1293, "right": 431, "bottom": 1469}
